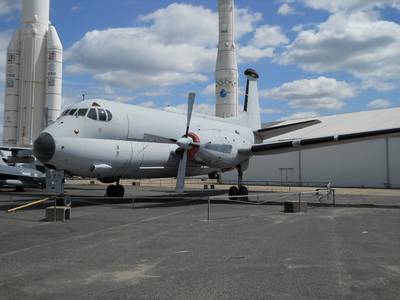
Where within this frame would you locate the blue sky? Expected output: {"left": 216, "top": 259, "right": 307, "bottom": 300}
{"left": 0, "top": 0, "right": 399, "bottom": 135}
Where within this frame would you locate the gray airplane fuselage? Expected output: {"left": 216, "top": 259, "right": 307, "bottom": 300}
{"left": 35, "top": 100, "right": 254, "bottom": 180}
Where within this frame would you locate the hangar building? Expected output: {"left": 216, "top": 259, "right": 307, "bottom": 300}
{"left": 222, "top": 107, "right": 400, "bottom": 188}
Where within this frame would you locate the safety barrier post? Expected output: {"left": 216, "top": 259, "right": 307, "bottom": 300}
{"left": 53, "top": 197, "right": 57, "bottom": 222}
{"left": 207, "top": 197, "right": 210, "bottom": 221}
{"left": 333, "top": 189, "right": 336, "bottom": 206}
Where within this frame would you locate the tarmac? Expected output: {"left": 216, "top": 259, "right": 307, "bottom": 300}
{"left": 0, "top": 183, "right": 399, "bottom": 300}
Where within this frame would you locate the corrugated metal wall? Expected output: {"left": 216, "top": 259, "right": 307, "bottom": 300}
{"left": 222, "top": 137, "right": 400, "bottom": 188}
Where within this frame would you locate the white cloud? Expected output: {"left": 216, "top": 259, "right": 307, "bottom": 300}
{"left": 136, "top": 101, "right": 157, "bottom": 108}
{"left": 260, "top": 108, "right": 283, "bottom": 114}
{"left": 278, "top": 4, "right": 295, "bottom": 15}
{"left": 234, "top": 8, "right": 263, "bottom": 39}
{"left": 237, "top": 45, "right": 275, "bottom": 63}
{"left": 167, "top": 103, "right": 215, "bottom": 116}
{"left": 0, "top": 0, "right": 20, "bottom": 16}
{"left": 65, "top": 3, "right": 275, "bottom": 90}
{"left": 264, "top": 77, "right": 357, "bottom": 110}
{"left": 367, "top": 99, "right": 391, "bottom": 109}
{"left": 71, "top": 5, "right": 81, "bottom": 13}
{"left": 139, "top": 3, "right": 218, "bottom": 47}
{"left": 202, "top": 83, "right": 215, "bottom": 96}
{"left": 251, "top": 25, "right": 289, "bottom": 48}
{"left": 281, "top": 111, "right": 320, "bottom": 120}
{"left": 279, "top": 12, "right": 400, "bottom": 91}
{"left": 300, "top": 0, "right": 400, "bottom": 13}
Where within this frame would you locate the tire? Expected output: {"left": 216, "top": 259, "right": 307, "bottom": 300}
{"left": 106, "top": 184, "right": 116, "bottom": 197}
{"left": 228, "top": 186, "right": 239, "bottom": 200}
{"left": 15, "top": 186, "right": 24, "bottom": 192}
{"left": 116, "top": 185, "right": 125, "bottom": 198}
{"left": 238, "top": 186, "right": 249, "bottom": 201}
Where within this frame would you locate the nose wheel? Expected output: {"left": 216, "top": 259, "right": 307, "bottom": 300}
{"left": 106, "top": 184, "right": 125, "bottom": 197}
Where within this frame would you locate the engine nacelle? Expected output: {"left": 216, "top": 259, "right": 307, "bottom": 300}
{"left": 190, "top": 130, "right": 251, "bottom": 168}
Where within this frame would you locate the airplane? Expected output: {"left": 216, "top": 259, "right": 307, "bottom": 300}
{"left": 0, "top": 150, "right": 46, "bottom": 191}
{"left": 32, "top": 69, "right": 400, "bottom": 198}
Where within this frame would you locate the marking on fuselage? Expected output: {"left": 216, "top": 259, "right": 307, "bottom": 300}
{"left": 140, "top": 166, "right": 165, "bottom": 170}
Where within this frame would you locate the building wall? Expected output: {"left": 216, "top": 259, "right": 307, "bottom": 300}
{"left": 389, "top": 138, "right": 400, "bottom": 187}
{"left": 222, "top": 137, "right": 400, "bottom": 188}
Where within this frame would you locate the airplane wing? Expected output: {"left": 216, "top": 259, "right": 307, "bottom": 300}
{"left": 247, "top": 127, "right": 400, "bottom": 156}
{"left": 254, "top": 120, "right": 321, "bottom": 140}
{"left": 0, "top": 146, "right": 34, "bottom": 164}
{"left": 0, "top": 146, "right": 33, "bottom": 155}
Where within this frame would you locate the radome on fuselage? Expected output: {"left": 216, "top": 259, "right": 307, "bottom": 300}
{"left": 35, "top": 99, "right": 254, "bottom": 180}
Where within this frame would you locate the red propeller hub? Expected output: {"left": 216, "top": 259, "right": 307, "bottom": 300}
{"left": 187, "top": 132, "right": 200, "bottom": 160}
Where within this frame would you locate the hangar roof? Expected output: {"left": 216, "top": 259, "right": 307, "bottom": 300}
{"left": 267, "top": 107, "right": 400, "bottom": 141}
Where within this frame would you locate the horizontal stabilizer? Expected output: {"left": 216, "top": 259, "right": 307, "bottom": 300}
{"left": 254, "top": 120, "right": 321, "bottom": 140}
{"left": 250, "top": 127, "right": 400, "bottom": 155}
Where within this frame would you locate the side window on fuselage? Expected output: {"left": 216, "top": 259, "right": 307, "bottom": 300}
{"left": 88, "top": 108, "right": 97, "bottom": 120}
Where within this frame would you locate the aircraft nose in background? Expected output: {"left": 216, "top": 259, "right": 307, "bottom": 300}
{"left": 33, "top": 132, "right": 56, "bottom": 162}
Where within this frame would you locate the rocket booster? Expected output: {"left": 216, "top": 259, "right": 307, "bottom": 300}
{"left": 3, "top": 0, "right": 63, "bottom": 147}
{"left": 215, "top": 0, "right": 238, "bottom": 118}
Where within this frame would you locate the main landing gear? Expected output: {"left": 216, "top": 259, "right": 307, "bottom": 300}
{"left": 106, "top": 180, "right": 125, "bottom": 198}
{"left": 228, "top": 165, "right": 249, "bottom": 201}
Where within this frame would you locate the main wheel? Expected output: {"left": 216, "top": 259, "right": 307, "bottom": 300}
{"left": 238, "top": 186, "right": 249, "bottom": 201}
{"left": 228, "top": 186, "right": 239, "bottom": 200}
{"left": 115, "top": 185, "right": 125, "bottom": 198}
{"left": 106, "top": 184, "right": 116, "bottom": 197}
{"left": 15, "top": 186, "right": 24, "bottom": 192}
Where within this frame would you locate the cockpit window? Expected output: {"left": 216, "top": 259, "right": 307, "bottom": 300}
{"left": 69, "top": 109, "right": 77, "bottom": 116}
{"left": 106, "top": 109, "right": 112, "bottom": 121}
{"left": 62, "top": 109, "right": 70, "bottom": 116}
{"left": 77, "top": 108, "right": 88, "bottom": 116}
{"left": 98, "top": 109, "right": 107, "bottom": 121}
{"left": 86, "top": 108, "right": 112, "bottom": 122}
{"left": 88, "top": 108, "right": 97, "bottom": 120}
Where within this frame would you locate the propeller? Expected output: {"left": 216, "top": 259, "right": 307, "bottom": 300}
{"left": 176, "top": 92, "right": 196, "bottom": 193}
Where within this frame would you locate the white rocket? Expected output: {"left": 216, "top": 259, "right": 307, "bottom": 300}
{"left": 215, "top": 0, "right": 238, "bottom": 118}
{"left": 3, "top": 0, "right": 63, "bottom": 147}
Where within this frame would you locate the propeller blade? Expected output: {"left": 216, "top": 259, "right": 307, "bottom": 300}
{"left": 186, "top": 92, "right": 196, "bottom": 136}
{"left": 176, "top": 149, "right": 188, "bottom": 193}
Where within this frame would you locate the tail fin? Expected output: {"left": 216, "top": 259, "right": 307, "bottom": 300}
{"left": 224, "top": 69, "right": 261, "bottom": 130}
{"left": 243, "top": 69, "right": 261, "bottom": 130}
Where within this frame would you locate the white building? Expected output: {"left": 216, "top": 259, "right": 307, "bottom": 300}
{"left": 222, "top": 108, "right": 400, "bottom": 188}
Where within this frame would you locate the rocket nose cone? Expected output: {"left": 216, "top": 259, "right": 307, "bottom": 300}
{"left": 33, "top": 132, "right": 55, "bottom": 163}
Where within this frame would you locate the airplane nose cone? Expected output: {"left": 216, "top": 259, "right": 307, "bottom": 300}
{"left": 33, "top": 133, "right": 55, "bottom": 162}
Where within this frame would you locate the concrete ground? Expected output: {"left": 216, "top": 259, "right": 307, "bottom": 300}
{"left": 0, "top": 184, "right": 399, "bottom": 300}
